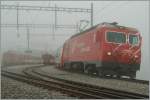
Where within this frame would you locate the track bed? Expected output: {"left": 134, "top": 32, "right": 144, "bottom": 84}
{"left": 2, "top": 65, "right": 149, "bottom": 98}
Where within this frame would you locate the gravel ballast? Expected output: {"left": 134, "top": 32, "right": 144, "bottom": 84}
{"left": 40, "top": 65, "right": 149, "bottom": 95}
{"left": 1, "top": 76, "right": 74, "bottom": 99}
{"left": 2, "top": 65, "right": 149, "bottom": 98}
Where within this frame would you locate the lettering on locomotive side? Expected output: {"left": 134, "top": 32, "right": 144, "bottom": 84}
{"left": 80, "top": 46, "right": 91, "bottom": 53}
{"left": 71, "top": 41, "right": 91, "bottom": 53}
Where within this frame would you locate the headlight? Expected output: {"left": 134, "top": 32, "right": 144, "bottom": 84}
{"left": 107, "top": 52, "right": 111, "bottom": 56}
{"left": 134, "top": 55, "right": 138, "bottom": 58}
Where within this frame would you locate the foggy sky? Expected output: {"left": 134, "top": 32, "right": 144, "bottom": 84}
{"left": 1, "top": 1, "right": 149, "bottom": 80}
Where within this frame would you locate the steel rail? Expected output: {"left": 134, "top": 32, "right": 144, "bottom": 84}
{"left": 25, "top": 66, "right": 149, "bottom": 99}
{"left": 2, "top": 70, "right": 105, "bottom": 99}
{"left": 23, "top": 67, "right": 126, "bottom": 99}
{"left": 2, "top": 65, "right": 149, "bottom": 99}
{"left": 58, "top": 67, "right": 149, "bottom": 85}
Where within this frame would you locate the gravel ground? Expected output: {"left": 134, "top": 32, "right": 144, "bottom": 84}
{"left": 40, "top": 65, "right": 149, "bottom": 95}
{"left": 2, "top": 64, "right": 149, "bottom": 98}
{"left": 1, "top": 76, "right": 75, "bottom": 99}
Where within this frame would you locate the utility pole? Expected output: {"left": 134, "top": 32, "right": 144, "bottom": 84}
{"left": 17, "top": 3, "right": 19, "bottom": 38}
{"left": 52, "top": 24, "right": 55, "bottom": 40}
{"left": 0, "top": 0, "right": 2, "bottom": 66}
{"left": 91, "top": 3, "right": 93, "bottom": 27}
{"left": 76, "top": 22, "right": 79, "bottom": 33}
{"left": 26, "top": 26, "right": 32, "bottom": 53}
{"left": 1, "top": 4, "right": 92, "bottom": 52}
{"left": 55, "top": 4, "right": 57, "bottom": 30}
{"left": 1, "top": 4, "right": 91, "bottom": 30}
{"left": 0, "top": 0, "right": 1, "bottom": 54}
{"left": 27, "top": 26, "right": 29, "bottom": 50}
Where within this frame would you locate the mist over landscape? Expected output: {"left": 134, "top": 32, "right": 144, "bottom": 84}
{"left": 1, "top": 1, "right": 149, "bottom": 80}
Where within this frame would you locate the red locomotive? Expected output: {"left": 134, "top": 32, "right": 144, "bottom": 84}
{"left": 60, "top": 22, "right": 142, "bottom": 79}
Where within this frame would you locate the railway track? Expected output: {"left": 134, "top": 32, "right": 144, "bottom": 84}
{"left": 23, "top": 65, "right": 148, "bottom": 99}
{"left": 2, "top": 70, "right": 104, "bottom": 99}
{"left": 2, "top": 65, "right": 149, "bottom": 99}
{"left": 57, "top": 66, "right": 149, "bottom": 85}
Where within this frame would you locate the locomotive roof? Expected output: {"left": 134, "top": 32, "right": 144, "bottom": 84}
{"left": 70, "top": 24, "right": 99, "bottom": 39}
{"left": 70, "top": 22, "right": 138, "bottom": 39}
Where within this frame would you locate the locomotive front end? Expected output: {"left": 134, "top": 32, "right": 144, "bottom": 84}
{"left": 101, "top": 27, "right": 142, "bottom": 78}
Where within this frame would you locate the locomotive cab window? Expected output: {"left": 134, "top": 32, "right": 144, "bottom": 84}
{"left": 106, "top": 32, "right": 126, "bottom": 43}
{"left": 129, "top": 35, "right": 139, "bottom": 45}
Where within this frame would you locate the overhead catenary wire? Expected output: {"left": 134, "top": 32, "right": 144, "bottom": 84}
{"left": 30, "top": 1, "right": 47, "bottom": 27}
{"left": 94, "top": 1, "right": 128, "bottom": 19}
{"left": 94, "top": 1, "right": 114, "bottom": 15}
{"left": 94, "top": 1, "right": 129, "bottom": 25}
{"left": 1, "top": 2, "right": 92, "bottom": 52}
{"left": 31, "top": 33, "right": 75, "bottom": 37}
{"left": 1, "top": 4, "right": 92, "bottom": 30}
{"left": 1, "top": 4, "right": 91, "bottom": 13}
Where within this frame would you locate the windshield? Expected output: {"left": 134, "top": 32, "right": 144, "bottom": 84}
{"left": 129, "top": 35, "right": 139, "bottom": 45}
{"left": 106, "top": 32, "right": 126, "bottom": 43}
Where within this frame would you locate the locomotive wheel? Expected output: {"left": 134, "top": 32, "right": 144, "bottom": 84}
{"left": 84, "top": 65, "right": 94, "bottom": 75}
{"left": 71, "top": 63, "right": 76, "bottom": 70}
{"left": 87, "top": 67, "right": 93, "bottom": 75}
{"left": 116, "top": 75, "right": 121, "bottom": 78}
{"left": 129, "top": 74, "right": 136, "bottom": 79}
{"left": 98, "top": 73, "right": 104, "bottom": 77}
{"left": 79, "top": 63, "right": 84, "bottom": 72}
{"left": 63, "top": 63, "right": 67, "bottom": 69}
{"left": 64, "top": 63, "right": 71, "bottom": 70}
{"left": 129, "top": 71, "right": 136, "bottom": 79}
{"left": 97, "top": 69, "right": 104, "bottom": 78}
{"left": 109, "top": 75, "right": 114, "bottom": 77}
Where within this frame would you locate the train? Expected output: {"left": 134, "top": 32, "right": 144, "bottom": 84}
{"left": 60, "top": 22, "right": 142, "bottom": 79}
{"left": 42, "top": 53, "right": 55, "bottom": 65}
{"left": 2, "top": 50, "right": 42, "bottom": 66}
{"left": 2, "top": 51, "right": 56, "bottom": 66}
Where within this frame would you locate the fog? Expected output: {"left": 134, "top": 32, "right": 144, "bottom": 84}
{"left": 1, "top": 1, "right": 149, "bottom": 80}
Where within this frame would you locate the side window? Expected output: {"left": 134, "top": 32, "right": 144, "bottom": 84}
{"left": 129, "top": 35, "right": 139, "bottom": 45}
